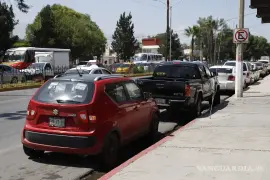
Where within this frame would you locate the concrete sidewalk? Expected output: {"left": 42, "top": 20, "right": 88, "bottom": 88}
{"left": 100, "top": 76, "right": 270, "bottom": 180}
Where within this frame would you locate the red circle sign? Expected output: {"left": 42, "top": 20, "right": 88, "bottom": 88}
{"left": 234, "top": 29, "right": 248, "bottom": 42}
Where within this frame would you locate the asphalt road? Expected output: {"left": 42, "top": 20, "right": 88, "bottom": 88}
{"left": 0, "top": 88, "right": 230, "bottom": 180}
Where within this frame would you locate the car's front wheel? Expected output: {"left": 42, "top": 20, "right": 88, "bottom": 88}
{"left": 23, "top": 145, "right": 44, "bottom": 158}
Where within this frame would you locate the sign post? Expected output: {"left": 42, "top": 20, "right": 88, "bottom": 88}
{"left": 233, "top": 0, "right": 247, "bottom": 98}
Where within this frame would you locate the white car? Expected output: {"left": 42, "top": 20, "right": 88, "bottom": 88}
{"left": 64, "top": 66, "right": 112, "bottom": 75}
{"left": 223, "top": 61, "right": 253, "bottom": 85}
{"left": 250, "top": 63, "right": 260, "bottom": 81}
{"left": 209, "top": 65, "right": 246, "bottom": 92}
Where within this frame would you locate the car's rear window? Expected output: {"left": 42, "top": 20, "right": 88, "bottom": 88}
{"left": 33, "top": 80, "right": 94, "bottom": 104}
{"left": 224, "top": 62, "right": 247, "bottom": 71}
{"left": 210, "top": 68, "right": 233, "bottom": 73}
{"left": 153, "top": 65, "right": 200, "bottom": 79}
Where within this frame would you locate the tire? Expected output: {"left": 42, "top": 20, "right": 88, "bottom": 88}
{"left": 146, "top": 113, "right": 160, "bottom": 143}
{"left": 213, "top": 90, "right": 221, "bottom": 107}
{"left": 191, "top": 95, "right": 202, "bottom": 118}
{"left": 11, "top": 77, "right": 18, "bottom": 84}
{"left": 100, "top": 133, "right": 120, "bottom": 170}
{"left": 243, "top": 81, "right": 247, "bottom": 89}
{"left": 23, "top": 145, "right": 44, "bottom": 158}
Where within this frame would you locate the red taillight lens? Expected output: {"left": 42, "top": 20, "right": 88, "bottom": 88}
{"left": 185, "top": 84, "right": 191, "bottom": 97}
{"left": 26, "top": 106, "right": 37, "bottom": 120}
{"left": 228, "top": 75, "right": 235, "bottom": 81}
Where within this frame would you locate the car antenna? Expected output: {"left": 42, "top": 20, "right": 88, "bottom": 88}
{"left": 76, "top": 67, "right": 82, "bottom": 77}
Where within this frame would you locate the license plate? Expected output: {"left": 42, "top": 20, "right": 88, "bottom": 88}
{"left": 49, "top": 117, "right": 65, "bottom": 128}
{"left": 155, "top": 98, "right": 166, "bottom": 104}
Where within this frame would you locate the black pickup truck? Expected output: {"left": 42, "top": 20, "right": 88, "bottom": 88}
{"left": 136, "top": 61, "right": 220, "bottom": 117}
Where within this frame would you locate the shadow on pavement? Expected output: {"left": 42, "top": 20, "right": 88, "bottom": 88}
{"left": 0, "top": 110, "right": 27, "bottom": 120}
{"left": 199, "top": 100, "right": 229, "bottom": 118}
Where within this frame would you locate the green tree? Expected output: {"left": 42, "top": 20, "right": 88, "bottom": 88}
{"left": 155, "top": 30, "right": 182, "bottom": 60}
{"left": 13, "top": 0, "right": 30, "bottom": 12}
{"left": 0, "top": 2, "right": 18, "bottom": 55}
{"left": 111, "top": 12, "right": 137, "bottom": 61}
{"left": 184, "top": 25, "right": 200, "bottom": 60}
{"left": 25, "top": 4, "right": 106, "bottom": 59}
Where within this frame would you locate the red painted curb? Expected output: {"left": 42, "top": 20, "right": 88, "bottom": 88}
{"left": 99, "top": 119, "right": 196, "bottom": 180}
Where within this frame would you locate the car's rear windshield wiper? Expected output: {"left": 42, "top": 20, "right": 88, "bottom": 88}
{"left": 56, "top": 99, "right": 81, "bottom": 104}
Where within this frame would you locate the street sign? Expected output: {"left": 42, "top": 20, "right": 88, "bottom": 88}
{"left": 233, "top": 28, "right": 249, "bottom": 43}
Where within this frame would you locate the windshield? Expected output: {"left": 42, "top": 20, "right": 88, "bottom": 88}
{"left": 3, "top": 50, "right": 25, "bottom": 62}
{"left": 33, "top": 80, "right": 95, "bottom": 104}
{"left": 153, "top": 65, "right": 200, "bottom": 79}
{"left": 259, "top": 60, "right": 268, "bottom": 64}
{"left": 28, "top": 63, "right": 45, "bottom": 69}
{"left": 210, "top": 68, "right": 233, "bottom": 73}
{"left": 65, "top": 69, "right": 90, "bottom": 74}
{"left": 133, "top": 54, "right": 141, "bottom": 61}
{"left": 120, "top": 64, "right": 131, "bottom": 68}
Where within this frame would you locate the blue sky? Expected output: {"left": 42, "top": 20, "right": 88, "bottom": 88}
{"left": 13, "top": 0, "right": 270, "bottom": 44}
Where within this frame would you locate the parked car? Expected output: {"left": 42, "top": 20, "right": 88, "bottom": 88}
{"left": 21, "top": 74, "right": 160, "bottom": 169}
{"left": 258, "top": 60, "right": 270, "bottom": 73}
{"left": 115, "top": 63, "right": 135, "bottom": 74}
{"left": 63, "top": 66, "right": 112, "bottom": 75}
{"left": 254, "top": 62, "right": 267, "bottom": 78}
{"left": 223, "top": 61, "right": 253, "bottom": 85}
{"left": 0, "top": 64, "right": 26, "bottom": 84}
{"left": 209, "top": 65, "right": 246, "bottom": 93}
{"left": 21, "top": 62, "right": 55, "bottom": 80}
{"left": 136, "top": 61, "right": 220, "bottom": 118}
{"left": 108, "top": 63, "right": 122, "bottom": 73}
{"left": 250, "top": 63, "right": 261, "bottom": 81}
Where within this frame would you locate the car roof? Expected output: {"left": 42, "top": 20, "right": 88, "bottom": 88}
{"left": 54, "top": 74, "right": 127, "bottom": 82}
{"left": 210, "top": 65, "right": 234, "bottom": 69}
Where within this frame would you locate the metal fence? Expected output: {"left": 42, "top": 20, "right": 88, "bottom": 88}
{"left": 0, "top": 64, "right": 155, "bottom": 90}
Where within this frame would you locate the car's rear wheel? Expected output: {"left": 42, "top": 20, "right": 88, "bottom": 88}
{"left": 100, "top": 133, "right": 119, "bottom": 170}
{"left": 191, "top": 96, "right": 202, "bottom": 118}
{"left": 23, "top": 145, "right": 44, "bottom": 158}
{"left": 146, "top": 113, "right": 160, "bottom": 143}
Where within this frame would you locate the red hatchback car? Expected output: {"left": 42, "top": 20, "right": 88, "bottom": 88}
{"left": 22, "top": 74, "right": 160, "bottom": 168}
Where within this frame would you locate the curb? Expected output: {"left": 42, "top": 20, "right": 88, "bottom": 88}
{"left": 98, "top": 119, "right": 196, "bottom": 180}
{"left": 0, "top": 84, "right": 42, "bottom": 92}
{"left": 0, "top": 74, "right": 152, "bottom": 92}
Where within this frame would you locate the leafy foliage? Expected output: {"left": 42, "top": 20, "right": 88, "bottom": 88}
{"left": 0, "top": 2, "right": 18, "bottom": 55}
{"left": 185, "top": 15, "right": 270, "bottom": 63}
{"left": 111, "top": 12, "right": 137, "bottom": 61}
{"left": 155, "top": 30, "right": 182, "bottom": 60}
{"left": 25, "top": 4, "right": 106, "bottom": 59}
{"left": 13, "top": 0, "right": 30, "bottom": 12}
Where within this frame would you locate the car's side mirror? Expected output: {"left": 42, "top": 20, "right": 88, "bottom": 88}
{"left": 143, "top": 92, "right": 152, "bottom": 99}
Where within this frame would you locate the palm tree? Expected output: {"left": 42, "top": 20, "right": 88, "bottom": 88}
{"left": 184, "top": 25, "right": 200, "bottom": 60}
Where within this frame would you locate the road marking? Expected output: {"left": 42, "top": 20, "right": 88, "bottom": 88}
{"left": 0, "top": 144, "right": 21, "bottom": 155}
{"left": 0, "top": 97, "right": 30, "bottom": 104}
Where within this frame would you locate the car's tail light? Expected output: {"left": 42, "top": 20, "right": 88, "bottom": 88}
{"left": 89, "top": 115, "right": 97, "bottom": 123}
{"left": 246, "top": 72, "right": 250, "bottom": 77}
{"left": 26, "top": 106, "right": 37, "bottom": 120}
{"left": 228, "top": 75, "right": 235, "bottom": 81}
{"left": 185, "top": 84, "right": 191, "bottom": 97}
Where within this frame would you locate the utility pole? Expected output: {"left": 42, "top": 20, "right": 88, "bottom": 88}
{"left": 169, "top": 6, "right": 172, "bottom": 61}
{"left": 166, "top": 0, "right": 170, "bottom": 61}
{"left": 235, "top": 0, "right": 245, "bottom": 97}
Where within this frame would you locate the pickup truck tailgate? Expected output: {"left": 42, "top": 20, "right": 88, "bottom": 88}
{"left": 139, "top": 79, "right": 186, "bottom": 98}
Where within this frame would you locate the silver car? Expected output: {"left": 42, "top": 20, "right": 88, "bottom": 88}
{"left": 0, "top": 64, "right": 26, "bottom": 84}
